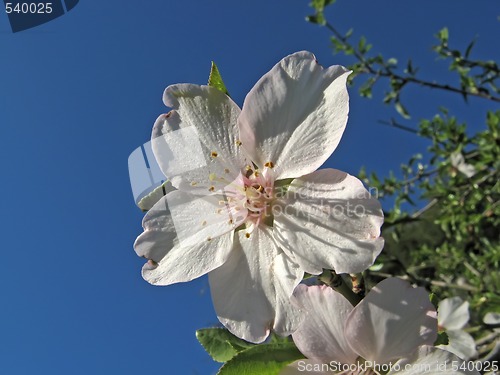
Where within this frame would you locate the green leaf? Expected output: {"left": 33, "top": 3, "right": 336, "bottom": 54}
{"left": 437, "top": 27, "right": 449, "bottom": 43}
{"left": 305, "top": 13, "right": 325, "bottom": 25}
{"left": 358, "top": 36, "right": 371, "bottom": 54}
{"left": 196, "top": 328, "right": 254, "bottom": 363}
{"left": 434, "top": 331, "right": 449, "bottom": 346}
{"left": 307, "top": 0, "right": 336, "bottom": 25}
{"left": 208, "top": 62, "right": 229, "bottom": 96}
{"left": 218, "top": 342, "right": 305, "bottom": 375}
{"left": 309, "top": 0, "right": 335, "bottom": 12}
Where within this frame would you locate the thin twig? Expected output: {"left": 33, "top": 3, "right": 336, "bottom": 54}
{"left": 401, "top": 169, "right": 439, "bottom": 186}
{"left": 324, "top": 22, "right": 500, "bottom": 103}
{"left": 378, "top": 119, "right": 419, "bottom": 134}
{"left": 368, "top": 272, "right": 480, "bottom": 292}
{"left": 319, "top": 270, "right": 362, "bottom": 306}
{"left": 479, "top": 340, "right": 500, "bottom": 363}
{"left": 411, "top": 198, "right": 438, "bottom": 219}
{"left": 476, "top": 332, "right": 500, "bottom": 347}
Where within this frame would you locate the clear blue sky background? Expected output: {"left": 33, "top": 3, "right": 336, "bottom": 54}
{"left": 0, "top": 1, "right": 498, "bottom": 374}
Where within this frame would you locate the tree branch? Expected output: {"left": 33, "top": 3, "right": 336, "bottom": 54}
{"left": 324, "top": 22, "right": 500, "bottom": 103}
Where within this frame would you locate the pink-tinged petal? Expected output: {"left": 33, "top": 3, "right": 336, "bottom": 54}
{"left": 152, "top": 84, "right": 248, "bottom": 194}
{"left": 279, "top": 360, "right": 333, "bottom": 375}
{"left": 437, "top": 329, "right": 477, "bottom": 360}
{"left": 390, "top": 346, "right": 480, "bottom": 375}
{"left": 272, "top": 253, "right": 304, "bottom": 337}
{"left": 273, "top": 169, "right": 384, "bottom": 275}
{"left": 345, "top": 278, "right": 437, "bottom": 364}
{"left": 142, "top": 231, "right": 234, "bottom": 285}
{"left": 209, "top": 227, "right": 301, "bottom": 343}
{"left": 438, "top": 297, "right": 470, "bottom": 331}
{"left": 134, "top": 190, "right": 244, "bottom": 272}
{"left": 238, "top": 51, "right": 350, "bottom": 179}
{"left": 164, "top": 190, "right": 245, "bottom": 248}
{"left": 134, "top": 194, "right": 177, "bottom": 263}
{"left": 292, "top": 285, "right": 358, "bottom": 364}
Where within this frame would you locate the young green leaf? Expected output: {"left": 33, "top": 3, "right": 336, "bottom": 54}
{"left": 437, "top": 27, "right": 449, "bottom": 44}
{"left": 434, "top": 331, "right": 449, "bottom": 346}
{"left": 196, "top": 328, "right": 254, "bottom": 363}
{"left": 208, "top": 62, "right": 229, "bottom": 96}
{"left": 217, "top": 342, "right": 305, "bottom": 375}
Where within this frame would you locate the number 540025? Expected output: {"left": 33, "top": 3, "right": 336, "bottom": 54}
{"left": 5, "top": 2, "right": 53, "bottom": 14}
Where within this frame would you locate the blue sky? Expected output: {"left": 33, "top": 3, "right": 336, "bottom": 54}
{"left": 0, "top": 1, "right": 498, "bottom": 374}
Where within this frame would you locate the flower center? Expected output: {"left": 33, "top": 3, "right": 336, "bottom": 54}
{"left": 225, "top": 166, "right": 275, "bottom": 228}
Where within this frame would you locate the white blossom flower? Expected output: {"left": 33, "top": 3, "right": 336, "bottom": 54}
{"left": 437, "top": 297, "right": 478, "bottom": 360}
{"left": 450, "top": 152, "right": 476, "bottom": 178}
{"left": 134, "top": 51, "right": 384, "bottom": 343}
{"left": 281, "top": 278, "right": 479, "bottom": 374}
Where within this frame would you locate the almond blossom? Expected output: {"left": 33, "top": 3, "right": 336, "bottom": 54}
{"left": 281, "top": 278, "right": 479, "bottom": 375}
{"left": 134, "top": 51, "right": 384, "bottom": 343}
{"left": 437, "top": 297, "right": 478, "bottom": 360}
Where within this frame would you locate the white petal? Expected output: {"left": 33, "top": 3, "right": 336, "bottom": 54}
{"left": 142, "top": 232, "right": 234, "bottom": 285}
{"left": 238, "top": 51, "right": 350, "bottom": 179}
{"left": 484, "top": 311, "right": 500, "bottom": 325}
{"left": 273, "top": 169, "right": 384, "bottom": 274}
{"left": 292, "top": 285, "right": 358, "bottom": 364}
{"left": 134, "top": 194, "right": 177, "bottom": 262}
{"left": 390, "top": 346, "right": 480, "bottom": 375}
{"left": 345, "top": 278, "right": 437, "bottom": 364}
{"left": 437, "top": 330, "right": 478, "bottom": 360}
{"left": 438, "top": 297, "right": 470, "bottom": 330}
{"left": 134, "top": 190, "right": 243, "bottom": 267}
{"left": 165, "top": 190, "right": 245, "bottom": 248}
{"left": 152, "top": 85, "right": 248, "bottom": 194}
{"left": 209, "top": 227, "right": 301, "bottom": 343}
{"left": 272, "top": 253, "right": 304, "bottom": 337}
{"left": 137, "top": 181, "right": 175, "bottom": 211}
